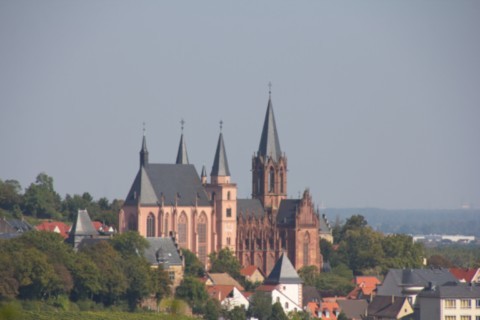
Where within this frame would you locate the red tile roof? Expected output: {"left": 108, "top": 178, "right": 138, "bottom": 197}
{"left": 35, "top": 221, "right": 70, "bottom": 239}
{"left": 449, "top": 268, "right": 479, "bottom": 283}
{"left": 240, "top": 265, "right": 263, "bottom": 277}
{"left": 207, "top": 285, "right": 235, "bottom": 302}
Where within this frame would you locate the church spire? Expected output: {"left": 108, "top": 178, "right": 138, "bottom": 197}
{"left": 140, "top": 123, "right": 149, "bottom": 167}
{"left": 258, "top": 86, "right": 282, "bottom": 161}
{"left": 175, "top": 119, "right": 189, "bottom": 164}
{"left": 211, "top": 121, "right": 230, "bottom": 177}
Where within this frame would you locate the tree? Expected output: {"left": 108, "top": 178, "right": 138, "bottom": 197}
{"left": 209, "top": 248, "right": 241, "bottom": 280}
{"left": 175, "top": 276, "right": 209, "bottom": 314}
{"left": 337, "top": 311, "right": 349, "bottom": 320}
{"left": 247, "top": 291, "right": 272, "bottom": 320}
{"left": 182, "top": 248, "right": 205, "bottom": 277}
{"left": 427, "top": 254, "right": 454, "bottom": 268}
{"left": 381, "top": 234, "right": 424, "bottom": 270}
{"left": 224, "top": 305, "right": 247, "bottom": 320}
{"left": 340, "top": 227, "right": 384, "bottom": 274}
{"left": 0, "top": 179, "right": 22, "bottom": 212}
{"left": 152, "top": 265, "right": 172, "bottom": 302}
{"left": 123, "top": 256, "right": 153, "bottom": 310}
{"left": 320, "top": 239, "right": 333, "bottom": 262}
{"left": 111, "top": 231, "right": 149, "bottom": 258}
{"left": 23, "top": 173, "right": 61, "bottom": 219}
{"left": 298, "top": 265, "right": 320, "bottom": 286}
{"left": 270, "top": 301, "right": 288, "bottom": 320}
{"left": 204, "top": 298, "right": 221, "bottom": 320}
{"left": 70, "top": 252, "right": 102, "bottom": 300}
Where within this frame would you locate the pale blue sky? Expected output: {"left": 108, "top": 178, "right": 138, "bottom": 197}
{"left": 1, "top": 1, "right": 479, "bottom": 209}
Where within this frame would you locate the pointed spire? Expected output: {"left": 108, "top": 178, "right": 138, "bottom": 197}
{"left": 264, "top": 252, "right": 302, "bottom": 285}
{"left": 258, "top": 87, "right": 282, "bottom": 161}
{"left": 140, "top": 123, "right": 149, "bottom": 167}
{"left": 175, "top": 119, "right": 189, "bottom": 164}
{"left": 211, "top": 124, "right": 231, "bottom": 176}
{"left": 201, "top": 165, "right": 207, "bottom": 184}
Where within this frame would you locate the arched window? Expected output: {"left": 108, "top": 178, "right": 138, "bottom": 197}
{"left": 269, "top": 167, "right": 275, "bottom": 193}
{"left": 198, "top": 212, "right": 207, "bottom": 265}
{"left": 147, "top": 213, "right": 155, "bottom": 237}
{"left": 164, "top": 213, "right": 169, "bottom": 236}
{"left": 227, "top": 191, "right": 231, "bottom": 200}
{"left": 178, "top": 212, "right": 188, "bottom": 248}
{"left": 280, "top": 169, "right": 284, "bottom": 193}
{"left": 303, "top": 232, "right": 310, "bottom": 266}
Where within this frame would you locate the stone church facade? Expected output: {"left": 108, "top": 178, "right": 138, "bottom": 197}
{"left": 119, "top": 92, "right": 323, "bottom": 275}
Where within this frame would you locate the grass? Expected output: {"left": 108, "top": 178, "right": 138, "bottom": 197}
{"left": 20, "top": 310, "right": 194, "bottom": 320}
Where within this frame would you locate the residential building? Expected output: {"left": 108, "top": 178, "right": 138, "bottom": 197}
{"left": 0, "top": 218, "right": 32, "bottom": 238}
{"left": 347, "top": 276, "right": 381, "bottom": 300}
{"left": 35, "top": 221, "right": 70, "bottom": 239}
{"left": 417, "top": 282, "right": 480, "bottom": 320}
{"left": 450, "top": 268, "right": 480, "bottom": 284}
{"left": 337, "top": 299, "right": 368, "bottom": 320}
{"left": 365, "top": 295, "right": 414, "bottom": 320}
{"left": 207, "top": 285, "right": 249, "bottom": 310}
{"left": 240, "top": 265, "right": 265, "bottom": 283}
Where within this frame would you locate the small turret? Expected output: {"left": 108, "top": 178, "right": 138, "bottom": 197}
{"left": 175, "top": 119, "right": 189, "bottom": 164}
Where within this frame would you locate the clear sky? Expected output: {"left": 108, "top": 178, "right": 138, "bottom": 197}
{"left": 1, "top": 1, "right": 479, "bottom": 209}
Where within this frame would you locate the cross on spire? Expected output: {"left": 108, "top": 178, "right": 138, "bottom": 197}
{"left": 268, "top": 82, "right": 272, "bottom": 97}
{"left": 219, "top": 120, "right": 223, "bottom": 132}
{"left": 142, "top": 122, "right": 146, "bottom": 136}
{"left": 180, "top": 119, "right": 185, "bottom": 132}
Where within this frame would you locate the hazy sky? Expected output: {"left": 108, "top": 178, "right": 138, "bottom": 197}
{"left": 1, "top": 1, "right": 479, "bottom": 209}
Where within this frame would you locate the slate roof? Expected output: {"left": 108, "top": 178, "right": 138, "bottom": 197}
{"left": 264, "top": 253, "right": 302, "bottom": 285}
{"left": 319, "top": 214, "right": 331, "bottom": 233}
{"left": 276, "top": 199, "right": 300, "bottom": 226}
{"left": 0, "top": 218, "right": 33, "bottom": 233}
{"left": 367, "top": 296, "right": 411, "bottom": 319}
{"left": 258, "top": 95, "right": 282, "bottom": 161}
{"left": 175, "top": 133, "right": 189, "bottom": 165}
{"left": 418, "top": 282, "right": 480, "bottom": 299}
{"left": 211, "top": 132, "right": 230, "bottom": 176}
{"left": 237, "top": 199, "right": 265, "bottom": 219}
{"left": 377, "top": 268, "right": 458, "bottom": 296}
{"left": 125, "top": 164, "right": 211, "bottom": 207}
{"left": 303, "top": 285, "right": 322, "bottom": 306}
{"left": 69, "top": 210, "right": 98, "bottom": 237}
{"left": 337, "top": 299, "right": 368, "bottom": 320}
{"left": 144, "top": 237, "right": 183, "bottom": 268}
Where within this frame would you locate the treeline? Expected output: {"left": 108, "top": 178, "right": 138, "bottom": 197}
{"left": 0, "top": 173, "right": 121, "bottom": 227}
{"left": 0, "top": 231, "right": 171, "bottom": 311}
{"left": 299, "top": 215, "right": 425, "bottom": 296}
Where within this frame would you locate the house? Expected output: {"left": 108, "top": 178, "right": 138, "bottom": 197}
{"left": 92, "top": 221, "right": 116, "bottom": 235}
{"left": 0, "top": 218, "right": 33, "bottom": 237}
{"left": 365, "top": 295, "right": 413, "bottom": 320}
{"left": 205, "top": 273, "right": 244, "bottom": 291}
{"left": 207, "top": 285, "right": 249, "bottom": 310}
{"left": 318, "top": 298, "right": 341, "bottom": 319}
{"left": 144, "top": 237, "right": 184, "bottom": 290}
{"left": 347, "top": 276, "right": 381, "bottom": 300}
{"left": 416, "top": 282, "right": 480, "bottom": 320}
{"left": 35, "top": 221, "right": 70, "bottom": 239}
{"left": 376, "top": 268, "right": 458, "bottom": 305}
{"left": 241, "top": 265, "right": 265, "bottom": 283}
{"left": 257, "top": 253, "right": 303, "bottom": 314}
{"left": 118, "top": 92, "right": 324, "bottom": 275}
{"left": 449, "top": 268, "right": 480, "bottom": 284}
{"left": 319, "top": 214, "right": 333, "bottom": 243}
{"left": 336, "top": 299, "right": 368, "bottom": 320}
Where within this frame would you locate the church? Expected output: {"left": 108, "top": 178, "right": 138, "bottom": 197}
{"left": 118, "top": 91, "right": 323, "bottom": 276}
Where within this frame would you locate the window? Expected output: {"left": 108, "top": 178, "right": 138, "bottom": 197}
{"left": 476, "top": 316, "right": 480, "bottom": 320}
{"left": 128, "top": 215, "right": 137, "bottom": 231}
{"left": 227, "top": 191, "right": 231, "bottom": 200}
{"left": 445, "top": 299, "right": 456, "bottom": 308}
{"left": 226, "top": 208, "right": 232, "bottom": 217}
{"left": 269, "top": 168, "right": 275, "bottom": 193}
{"left": 169, "top": 271, "right": 175, "bottom": 281}
{"left": 303, "top": 233, "right": 310, "bottom": 266}
{"left": 445, "top": 317, "right": 456, "bottom": 320}
{"left": 227, "top": 237, "right": 231, "bottom": 245}
{"left": 476, "top": 299, "right": 480, "bottom": 308}
{"left": 460, "top": 316, "right": 471, "bottom": 320}
{"left": 147, "top": 213, "right": 155, "bottom": 237}
{"left": 198, "top": 223, "right": 207, "bottom": 243}
{"left": 280, "top": 169, "right": 284, "bottom": 193}
{"left": 164, "top": 213, "right": 169, "bottom": 236}
{"left": 461, "top": 299, "right": 471, "bottom": 308}
{"left": 285, "top": 302, "right": 289, "bottom": 309}
{"left": 276, "top": 297, "right": 280, "bottom": 303}
{"left": 198, "top": 246, "right": 207, "bottom": 265}
{"left": 178, "top": 213, "right": 187, "bottom": 247}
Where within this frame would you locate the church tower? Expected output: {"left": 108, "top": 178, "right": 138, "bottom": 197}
{"left": 175, "top": 120, "right": 189, "bottom": 164}
{"left": 252, "top": 91, "right": 287, "bottom": 211}
{"left": 140, "top": 133, "right": 149, "bottom": 168}
{"left": 206, "top": 126, "right": 237, "bottom": 252}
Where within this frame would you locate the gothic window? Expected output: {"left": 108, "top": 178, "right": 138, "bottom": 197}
{"left": 178, "top": 212, "right": 187, "bottom": 247}
{"left": 269, "top": 168, "right": 275, "bottom": 193}
{"left": 226, "top": 208, "right": 232, "bottom": 218}
{"left": 227, "top": 237, "right": 231, "bottom": 245}
{"left": 198, "top": 212, "right": 207, "bottom": 265}
{"left": 164, "top": 213, "right": 169, "bottom": 236}
{"left": 147, "top": 213, "right": 155, "bottom": 237}
{"left": 227, "top": 191, "right": 231, "bottom": 200}
{"left": 303, "top": 232, "right": 310, "bottom": 266}
{"left": 211, "top": 192, "right": 216, "bottom": 201}
{"left": 280, "top": 169, "right": 284, "bottom": 193}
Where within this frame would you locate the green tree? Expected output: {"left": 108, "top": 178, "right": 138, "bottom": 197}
{"left": 152, "top": 265, "right": 172, "bottom": 302}
{"left": 320, "top": 239, "right": 333, "bottom": 262}
{"left": 123, "top": 256, "right": 152, "bottom": 310}
{"left": 209, "top": 248, "right": 241, "bottom": 280}
{"left": 23, "top": 173, "right": 61, "bottom": 219}
{"left": 175, "top": 276, "right": 208, "bottom": 314}
{"left": 181, "top": 248, "right": 205, "bottom": 277}
{"left": 70, "top": 252, "right": 102, "bottom": 300}
{"left": 204, "top": 298, "right": 221, "bottom": 320}
{"left": 224, "top": 305, "right": 247, "bottom": 320}
{"left": 337, "top": 311, "right": 349, "bottom": 320}
{"left": 270, "top": 301, "right": 288, "bottom": 320}
{"left": 247, "top": 291, "right": 272, "bottom": 320}
{"left": 340, "top": 227, "right": 384, "bottom": 274}
{"left": 298, "top": 265, "right": 320, "bottom": 286}
{"left": 0, "top": 179, "right": 23, "bottom": 213}
{"left": 381, "top": 234, "right": 424, "bottom": 270}
{"left": 111, "top": 231, "right": 149, "bottom": 258}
